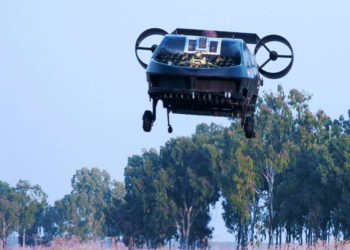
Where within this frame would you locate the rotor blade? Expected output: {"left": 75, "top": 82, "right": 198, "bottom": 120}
{"left": 260, "top": 58, "right": 271, "bottom": 69}
{"left": 137, "top": 46, "right": 153, "bottom": 51}
{"left": 278, "top": 55, "right": 293, "bottom": 58}
{"left": 261, "top": 42, "right": 271, "bottom": 53}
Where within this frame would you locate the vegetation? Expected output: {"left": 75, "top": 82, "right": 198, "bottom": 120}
{"left": 1, "top": 86, "right": 350, "bottom": 249}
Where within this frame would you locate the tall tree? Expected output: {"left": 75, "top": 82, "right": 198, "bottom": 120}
{"left": 188, "top": 208, "right": 213, "bottom": 249}
{"left": 160, "top": 137, "right": 220, "bottom": 249}
{"left": 41, "top": 205, "right": 61, "bottom": 243}
{"left": 54, "top": 193, "right": 81, "bottom": 237}
{"left": 253, "top": 86, "right": 294, "bottom": 247}
{"left": 104, "top": 181, "right": 125, "bottom": 238}
{"left": 213, "top": 86, "right": 295, "bottom": 248}
{"left": 213, "top": 127, "right": 260, "bottom": 249}
{"left": 15, "top": 180, "right": 47, "bottom": 247}
{"left": 0, "top": 181, "right": 19, "bottom": 249}
{"left": 328, "top": 112, "right": 350, "bottom": 240}
{"left": 55, "top": 168, "right": 124, "bottom": 239}
{"left": 122, "top": 149, "right": 177, "bottom": 248}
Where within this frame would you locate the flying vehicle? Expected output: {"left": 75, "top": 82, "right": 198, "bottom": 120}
{"left": 135, "top": 28, "right": 294, "bottom": 138}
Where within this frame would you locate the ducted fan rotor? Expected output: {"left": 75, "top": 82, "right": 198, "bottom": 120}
{"left": 135, "top": 28, "right": 168, "bottom": 69}
{"left": 254, "top": 35, "right": 294, "bottom": 79}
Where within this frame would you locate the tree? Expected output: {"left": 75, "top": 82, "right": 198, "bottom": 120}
{"left": 328, "top": 113, "right": 350, "bottom": 240}
{"left": 188, "top": 208, "right": 213, "bottom": 249}
{"left": 160, "top": 137, "right": 220, "bottom": 249}
{"left": 15, "top": 180, "right": 47, "bottom": 247}
{"left": 0, "top": 181, "right": 19, "bottom": 249}
{"left": 202, "top": 86, "right": 343, "bottom": 247}
{"left": 104, "top": 181, "right": 126, "bottom": 238}
{"left": 41, "top": 205, "right": 61, "bottom": 243}
{"left": 209, "top": 86, "right": 295, "bottom": 248}
{"left": 252, "top": 86, "right": 295, "bottom": 247}
{"left": 212, "top": 127, "right": 260, "bottom": 249}
{"left": 55, "top": 168, "right": 124, "bottom": 239}
{"left": 122, "top": 149, "right": 177, "bottom": 248}
{"left": 54, "top": 193, "right": 80, "bottom": 237}
{"left": 275, "top": 90, "right": 338, "bottom": 244}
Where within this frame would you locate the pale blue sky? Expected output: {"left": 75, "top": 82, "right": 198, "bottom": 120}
{"left": 0, "top": 0, "right": 349, "bottom": 242}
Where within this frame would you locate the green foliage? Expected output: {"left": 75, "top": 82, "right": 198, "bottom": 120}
{"left": 121, "top": 138, "right": 219, "bottom": 249}
{"left": 161, "top": 137, "right": 220, "bottom": 249}
{"left": 54, "top": 168, "right": 124, "bottom": 240}
{"left": 0, "top": 180, "right": 48, "bottom": 247}
{"left": 0, "top": 181, "right": 19, "bottom": 248}
{"left": 15, "top": 180, "right": 47, "bottom": 247}
{"left": 40, "top": 205, "right": 61, "bottom": 241}
{"left": 191, "top": 86, "right": 350, "bottom": 247}
{"left": 120, "top": 149, "right": 177, "bottom": 248}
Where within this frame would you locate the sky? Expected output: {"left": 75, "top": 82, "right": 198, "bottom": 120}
{"left": 0, "top": 0, "right": 350, "bottom": 242}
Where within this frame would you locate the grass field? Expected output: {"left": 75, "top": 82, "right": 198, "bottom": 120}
{"left": 7, "top": 241, "right": 350, "bottom": 250}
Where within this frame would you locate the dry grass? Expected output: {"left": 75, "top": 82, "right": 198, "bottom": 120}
{"left": 8, "top": 241, "right": 350, "bottom": 250}
{"left": 246, "top": 241, "right": 350, "bottom": 250}
{"left": 10, "top": 243, "right": 128, "bottom": 250}
{"left": 9, "top": 242, "right": 168, "bottom": 250}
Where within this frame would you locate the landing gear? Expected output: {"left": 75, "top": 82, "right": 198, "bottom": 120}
{"left": 167, "top": 109, "right": 173, "bottom": 133}
{"left": 142, "top": 98, "right": 158, "bottom": 132}
{"left": 142, "top": 110, "right": 153, "bottom": 132}
{"left": 142, "top": 98, "right": 173, "bottom": 133}
{"left": 244, "top": 116, "right": 256, "bottom": 139}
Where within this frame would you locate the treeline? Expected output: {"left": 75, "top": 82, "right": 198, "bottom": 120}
{"left": 0, "top": 169, "right": 125, "bottom": 248}
{"left": 1, "top": 86, "right": 350, "bottom": 249}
